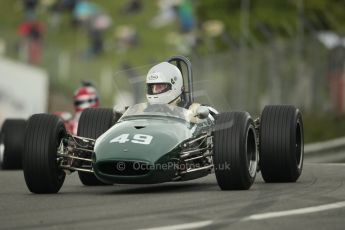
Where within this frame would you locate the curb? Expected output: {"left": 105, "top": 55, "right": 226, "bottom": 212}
{"left": 304, "top": 137, "right": 345, "bottom": 163}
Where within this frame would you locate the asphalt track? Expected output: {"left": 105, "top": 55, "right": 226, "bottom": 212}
{"left": 0, "top": 163, "right": 344, "bottom": 230}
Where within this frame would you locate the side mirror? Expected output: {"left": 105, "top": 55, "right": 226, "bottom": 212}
{"left": 196, "top": 106, "right": 209, "bottom": 119}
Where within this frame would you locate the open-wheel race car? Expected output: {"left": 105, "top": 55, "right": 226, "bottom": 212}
{"left": 0, "top": 119, "right": 27, "bottom": 169}
{"left": 23, "top": 56, "right": 304, "bottom": 193}
{"left": 0, "top": 113, "right": 74, "bottom": 170}
{"left": 0, "top": 81, "right": 99, "bottom": 170}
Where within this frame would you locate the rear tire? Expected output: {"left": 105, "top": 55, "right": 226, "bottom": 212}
{"left": 0, "top": 119, "right": 27, "bottom": 169}
{"left": 259, "top": 105, "right": 304, "bottom": 182}
{"left": 214, "top": 112, "right": 258, "bottom": 190}
{"left": 23, "top": 114, "right": 66, "bottom": 193}
{"left": 77, "top": 108, "right": 117, "bottom": 186}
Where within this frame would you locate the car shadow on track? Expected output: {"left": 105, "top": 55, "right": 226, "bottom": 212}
{"left": 103, "top": 182, "right": 218, "bottom": 195}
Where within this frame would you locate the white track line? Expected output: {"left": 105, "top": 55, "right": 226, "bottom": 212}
{"left": 310, "top": 163, "right": 345, "bottom": 166}
{"left": 139, "top": 220, "right": 213, "bottom": 230}
{"left": 243, "top": 201, "right": 345, "bottom": 221}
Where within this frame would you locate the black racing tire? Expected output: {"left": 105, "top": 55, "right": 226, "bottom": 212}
{"left": 0, "top": 119, "right": 27, "bottom": 169}
{"left": 23, "top": 114, "right": 66, "bottom": 194}
{"left": 259, "top": 105, "right": 304, "bottom": 182}
{"left": 77, "top": 108, "right": 117, "bottom": 186}
{"left": 214, "top": 112, "right": 258, "bottom": 190}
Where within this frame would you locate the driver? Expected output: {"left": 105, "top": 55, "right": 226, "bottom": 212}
{"left": 115, "top": 61, "right": 216, "bottom": 122}
{"left": 146, "top": 62, "right": 202, "bottom": 122}
{"left": 146, "top": 62, "right": 184, "bottom": 106}
{"left": 72, "top": 81, "right": 100, "bottom": 133}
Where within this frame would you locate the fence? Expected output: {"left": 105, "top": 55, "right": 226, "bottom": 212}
{"left": 191, "top": 37, "right": 331, "bottom": 115}
{"left": 0, "top": 28, "right": 341, "bottom": 115}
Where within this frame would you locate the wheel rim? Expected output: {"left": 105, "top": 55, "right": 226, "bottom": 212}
{"left": 296, "top": 120, "right": 303, "bottom": 170}
{"left": 246, "top": 126, "right": 257, "bottom": 177}
{"left": 56, "top": 129, "right": 67, "bottom": 181}
{"left": 56, "top": 139, "right": 65, "bottom": 179}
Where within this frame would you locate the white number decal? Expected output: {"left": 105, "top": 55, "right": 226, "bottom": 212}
{"left": 132, "top": 134, "right": 153, "bottom": 145}
{"left": 110, "top": 134, "right": 153, "bottom": 145}
{"left": 110, "top": 134, "right": 130, "bottom": 143}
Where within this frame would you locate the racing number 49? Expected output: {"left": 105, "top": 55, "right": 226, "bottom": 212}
{"left": 110, "top": 134, "right": 153, "bottom": 145}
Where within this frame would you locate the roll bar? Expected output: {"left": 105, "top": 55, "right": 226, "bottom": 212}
{"left": 166, "top": 55, "right": 194, "bottom": 107}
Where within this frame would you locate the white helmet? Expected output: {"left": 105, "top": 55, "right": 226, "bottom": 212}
{"left": 146, "top": 62, "right": 183, "bottom": 104}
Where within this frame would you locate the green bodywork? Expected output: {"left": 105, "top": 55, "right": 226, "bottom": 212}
{"left": 92, "top": 115, "right": 212, "bottom": 184}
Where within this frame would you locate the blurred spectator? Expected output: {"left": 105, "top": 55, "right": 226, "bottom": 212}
{"left": 61, "top": 0, "right": 78, "bottom": 11}
{"left": 88, "top": 28, "right": 103, "bottom": 55}
{"left": 45, "top": 0, "right": 61, "bottom": 30}
{"left": 122, "top": 0, "right": 142, "bottom": 15}
{"left": 166, "top": 31, "right": 196, "bottom": 55}
{"left": 177, "top": 0, "right": 195, "bottom": 33}
{"left": 150, "top": 0, "right": 178, "bottom": 28}
{"left": 85, "top": 13, "right": 112, "bottom": 57}
{"left": 115, "top": 25, "right": 138, "bottom": 53}
{"left": 17, "top": 20, "right": 44, "bottom": 65}
{"left": 45, "top": 0, "right": 79, "bottom": 30}
{"left": 73, "top": 0, "right": 100, "bottom": 24}
{"left": 202, "top": 20, "right": 225, "bottom": 38}
{"left": 23, "top": 0, "right": 39, "bottom": 20}
{"left": 161, "top": 0, "right": 197, "bottom": 55}
{"left": 73, "top": 1, "right": 111, "bottom": 57}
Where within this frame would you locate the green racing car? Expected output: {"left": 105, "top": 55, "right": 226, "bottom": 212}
{"left": 22, "top": 56, "right": 304, "bottom": 193}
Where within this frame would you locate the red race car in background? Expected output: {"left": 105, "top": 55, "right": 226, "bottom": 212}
{"left": 54, "top": 81, "right": 100, "bottom": 134}
{"left": 0, "top": 81, "right": 100, "bottom": 169}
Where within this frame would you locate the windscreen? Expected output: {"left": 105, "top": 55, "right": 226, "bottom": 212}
{"left": 120, "top": 103, "right": 193, "bottom": 123}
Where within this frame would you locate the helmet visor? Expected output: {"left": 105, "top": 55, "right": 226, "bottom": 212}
{"left": 147, "top": 83, "right": 171, "bottom": 95}
{"left": 74, "top": 97, "right": 98, "bottom": 107}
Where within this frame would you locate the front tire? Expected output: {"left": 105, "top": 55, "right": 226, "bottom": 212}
{"left": 259, "top": 105, "right": 304, "bottom": 182}
{"left": 214, "top": 112, "right": 258, "bottom": 190}
{"left": 23, "top": 114, "right": 66, "bottom": 193}
{"left": 77, "top": 108, "right": 117, "bottom": 186}
{"left": 0, "top": 119, "right": 27, "bottom": 169}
